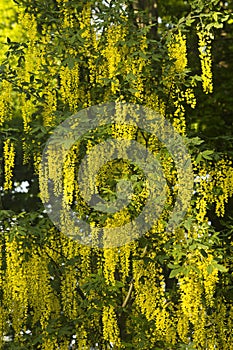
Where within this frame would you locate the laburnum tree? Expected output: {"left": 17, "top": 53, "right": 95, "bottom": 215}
{"left": 0, "top": 0, "right": 233, "bottom": 349}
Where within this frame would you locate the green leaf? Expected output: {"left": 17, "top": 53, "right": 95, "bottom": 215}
{"left": 213, "top": 12, "right": 218, "bottom": 21}
{"left": 207, "top": 264, "right": 214, "bottom": 274}
{"left": 128, "top": 88, "right": 138, "bottom": 94}
{"left": 126, "top": 72, "right": 137, "bottom": 81}
{"left": 188, "top": 137, "right": 204, "bottom": 146}
{"left": 186, "top": 15, "right": 195, "bottom": 26}
{"left": 196, "top": 153, "right": 202, "bottom": 164}
{"left": 167, "top": 263, "right": 181, "bottom": 269}
{"left": 183, "top": 266, "right": 191, "bottom": 276}
{"left": 213, "top": 22, "right": 223, "bottom": 29}
{"left": 169, "top": 267, "right": 183, "bottom": 278}
{"left": 202, "top": 150, "right": 214, "bottom": 160}
{"left": 212, "top": 262, "right": 228, "bottom": 272}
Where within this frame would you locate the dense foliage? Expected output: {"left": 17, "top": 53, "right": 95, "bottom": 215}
{"left": 0, "top": 0, "right": 233, "bottom": 349}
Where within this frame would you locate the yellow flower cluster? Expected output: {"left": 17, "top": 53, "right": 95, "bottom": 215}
{"left": 208, "top": 299, "right": 233, "bottom": 350}
{"left": 80, "top": 245, "right": 91, "bottom": 281}
{"left": 63, "top": 147, "right": 76, "bottom": 205}
{"left": 168, "top": 31, "right": 188, "bottom": 74}
{"left": 167, "top": 32, "right": 191, "bottom": 135}
{"left": 0, "top": 305, "right": 7, "bottom": 349}
{"left": 47, "top": 144, "right": 64, "bottom": 196}
{"left": 3, "top": 139, "right": 15, "bottom": 190}
{"left": 197, "top": 254, "right": 219, "bottom": 306}
{"left": 78, "top": 3, "right": 92, "bottom": 35}
{"left": 172, "top": 106, "right": 186, "bottom": 137}
{"left": 78, "top": 4, "right": 100, "bottom": 98}
{"left": 43, "top": 86, "right": 57, "bottom": 127}
{"left": 43, "top": 339, "right": 58, "bottom": 350}
{"left": 1, "top": 2, "right": 233, "bottom": 348}
{"left": 145, "top": 93, "right": 166, "bottom": 117}
{"left": 60, "top": 63, "right": 80, "bottom": 112}
{"left": 102, "top": 24, "right": 126, "bottom": 94}
{"left": 0, "top": 0, "right": 21, "bottom": 61}
{"left": 212, "top": 159, "right": 233, "bottom": 216}
{"left": 177, "top": 307, "right": 189, "bottom": 343}
{"left": 119, "top": 243, "right": 132, "bottom": 282}
{"left": 28, "top": 249, "right": 60, "bottom": 331}
{"left": 176, "top": 246, "right": 226, "bottom": 349}
{"left": 61, "top": 265, "right": 78, "bottom": 318}
{"left": 5, "top": 237, "right": 28, "bottom": 338}
{"left": 197, "top": 28, "right": 213, "bottom": 94}
{"left": 183, "top": 88, "right": 196, "bottom": 109}
{"left": 111, "top": 123, "right": 137, "bottom": 140}
{"left": 103, "top": 248, "right": 118, "bottom": 285}
{"left": 179, "top": 272, "right": 202, "bottom": 329}
{"left": 125, "top": 35, "right": 148, "bottom": 101}
{"left": 179, "top": 266, "right": 203, "bottom": 321}
{"left": 75, "top": 325, "right": 88, "bottom": 349}
{"left": 133, "top": 258, "right": 166, "bottom": 321}
{"left": 17, "top": 12, "right": 39, "bottom": 84}
{"left": 195, "top": 160, "right": 233, "bottom": 222}
{"left": 21, "top": 93, "right": 35, "bottom": 133}
{"left": 63, "top": 6, "right": 74, "bottom": 29}
{"left": 33, "top": 150, "right": 42, "bottom": 174}
{"left": 0, "top": 80, "right": 12, "bottom": 126}
{"left": 102, "top": 305, "right": 121, "bottom": 348}
{"left": 171, "top": 87, "right": 196, "bottom": 135}
{"left": 103, "top": 209, "right": 132, "bottom": 247}
{"left": 195, "top": 168, "right": 212, "bottom": 223}
{"left": 38, "top": 161, "right": 49, "bottom": 202}
{"left": 18, "top": 12, "right": 37, "bottom": 42}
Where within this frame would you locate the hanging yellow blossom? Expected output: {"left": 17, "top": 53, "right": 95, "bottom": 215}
{"left": 168, "top": 30, "right": 188, "bottom": 73}
{"left": 42, "top": 86, "right": 57, "bottom": 127}
{"left": 103, "top": 248, "right": 119, "bottom": 285}
{"left": 63, "top": 146, "right": 76, "bottom": 205}
{"left": 197, "top": 28, "right": 213, "bottom": 94}
{"left": 3, "top": 138, "right": 15, "bottom": 190}
{"left": 212, "top": 159, "right": 233, "bottom": 216}
{"left": 184, "top": 88, "right": 196, "bottom": 109}
{"left": 102, "top": 305, "right": 121, "bottom": 348}
{"left": 61, "top": 265, "right": 78, "bottom": 319}
{"left": 0, "top": 80, "right": 12, "bottom": 126}
{"left": 0, "top": 0, "right": 232, "bottom": 348}
{"left": 102, "top": 24, "right": 127, "bottom": 94}
{"left": 197, "top": 254, "right": 219, "bottom": 307}
{"left": 4, "top": 237, "right": 28, "bottom": 338}
{"left": 60, "top": 63, "right": 80, "bottom": 112}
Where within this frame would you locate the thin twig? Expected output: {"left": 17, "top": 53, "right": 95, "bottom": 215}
{"left": 122, "top": 244, "right": 148, "bottom": 308}
{"left": 122, "top": 279, "right": 134, "bottom": 308}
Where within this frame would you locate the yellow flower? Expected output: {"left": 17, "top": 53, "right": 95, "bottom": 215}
{"left": 3, "top": 139, "right": 15, "bottom": 190}
{"left": 102, "top": 305, "right": 121, "bottom": 347}
{"left": 168, "top": 31, "right": 188, "bottom": 73}
{"left": 60, "top": 63, "right": 80, "bottom": 112}
{"left": 63, "top": 147, "right": 76, "bottom": 205}
{"left": 0, "top": 80, "right": 12, "bottom": 126}
{"left": 197, "top": 28, "right": 213, "bottom": 94}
